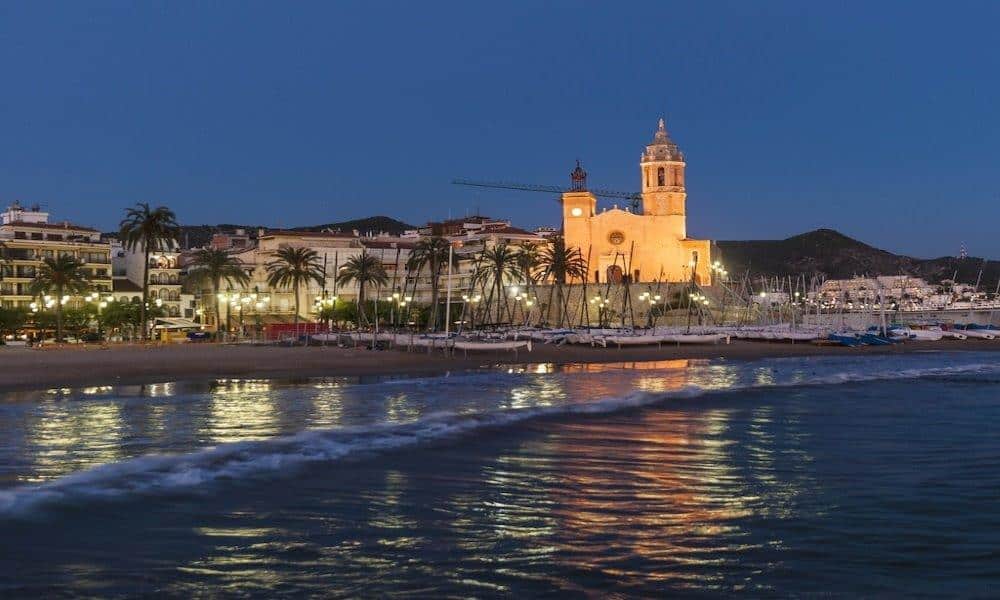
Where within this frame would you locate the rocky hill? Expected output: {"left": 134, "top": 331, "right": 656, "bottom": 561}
{"left": 717, "top": 228, "right": 999, "bottom": 289}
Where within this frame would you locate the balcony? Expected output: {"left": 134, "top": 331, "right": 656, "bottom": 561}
{"left": 4, "top": 249, "right": 34, "bottom": 261}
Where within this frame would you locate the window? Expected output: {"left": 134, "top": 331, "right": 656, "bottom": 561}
{"left": 657, "top": 167, "right": 665, "bottom": 187}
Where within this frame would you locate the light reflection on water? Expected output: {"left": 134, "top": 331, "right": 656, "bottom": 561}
{"left": 23, "top": 402, "right": 125, "bottom": 482}
{"left": 2, "top": 354, "right": 1000, "bottom": 596}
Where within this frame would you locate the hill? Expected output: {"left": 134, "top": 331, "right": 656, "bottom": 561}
{"left": 717, "top": 228, "right": 999, "bottom": 289}
{"left": 289, "top": 216, "right": 415, "bottom": 236}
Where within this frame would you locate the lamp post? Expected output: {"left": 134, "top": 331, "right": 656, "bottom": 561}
{"left": 314, "top": 292, "right": 336, "bottom": 334}
{"left": 461, "top": 293, "right": 481, "bottom": 331}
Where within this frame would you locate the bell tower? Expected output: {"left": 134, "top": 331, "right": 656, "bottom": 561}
{"left": 639, "top": 118, "right": 686, "bottom": 218}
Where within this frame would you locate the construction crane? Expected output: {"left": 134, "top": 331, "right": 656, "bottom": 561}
{"left": 452, "top": 161, "right": 642, "bottom": 211}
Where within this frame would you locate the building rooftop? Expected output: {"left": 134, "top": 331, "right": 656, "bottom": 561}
{"left": 1, "top": 220, "right": 99, "bottom": 233}
{"left": 112, "top": 278, "right": 143, "bottom": 293}
{"left": 260, "top": 229, "right": 358, "bottom": 239}
{"left": 360, "top": 239, "right": 418, "bottom": 250}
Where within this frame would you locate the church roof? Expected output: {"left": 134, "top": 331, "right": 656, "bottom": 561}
{"left": 643, "top": 118, "right": 684, "bottom": 162}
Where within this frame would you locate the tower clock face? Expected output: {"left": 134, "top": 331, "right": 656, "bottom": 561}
{"left": 608, "top": 231, "right": 625, "bottom": 245}
{"left": 570, "top": 207, "right": 583, "bottom": 217}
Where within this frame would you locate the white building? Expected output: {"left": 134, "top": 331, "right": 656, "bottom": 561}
{"left": 111, "top": 239, "right": 184, "bottom": 317}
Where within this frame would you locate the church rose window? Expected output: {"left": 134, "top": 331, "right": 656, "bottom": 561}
{"left": 608, "top": 231, "right": 625, "bottom": 245}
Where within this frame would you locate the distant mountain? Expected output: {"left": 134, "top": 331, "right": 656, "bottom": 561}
{"left": 290, "top": 216, "right": 415, "bottom": 236}
{"left": 717, "top": 228, "right": 1000, "bottom": 289}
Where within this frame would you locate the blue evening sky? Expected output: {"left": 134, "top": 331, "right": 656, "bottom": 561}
{"left": 1, "top": 1, "right": 997, "bottom": 258}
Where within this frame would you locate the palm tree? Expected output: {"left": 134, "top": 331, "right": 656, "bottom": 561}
{"left": 29, "top": 255, "right": 91, "bottom": 342}
{"left": 515, "top": 242, "right": 542, "bottom": 325}
{"left": 515, "top": 242, "right": 542, "bottom": 286}
{"left": 266, "top": 246, "right": 325, "bottom": 328}
{"left": 476, "top": 242, "right": 521, "bottom": 324}
{"left": 540, "top": 236, "right": 588, "bottom": 327}
{"left": 186, "top": 248, "right": 250, "bottom": 334}
{"left": 406, "top": 236, "right": 451, "bottom": 331}
{"left": 336, "top": 252, "right": 388, "bottom": 326}
{"left": 119, "top": 203, "right": 180, "bottom": 340}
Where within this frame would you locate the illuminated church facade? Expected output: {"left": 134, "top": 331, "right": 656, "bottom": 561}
{"left": 561, "top": 118, "right": 712, "bottom": 285}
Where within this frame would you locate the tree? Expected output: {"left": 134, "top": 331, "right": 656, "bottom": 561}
{"left": 515, "top": 242, "right": 542, "bottom": 287}
{"left": 318, "top": 299, "right": 359, "bottom": 329}
{"left": 100, "top": 300, "right": 140, "bottom": 340}
{"left": 539, "top": 236, "right": 588, "bottom": 327}
{"left": 266, "top": 246, "right": 325, "bottom": 329}
{"left": 476, "top": 242, "right": 520, "bottom": 324}
{"left": 406, "top": 236, "right": 452, "bottom": 331}
{"left": 62, "top": 305, "right": 98, "bottom": 335}
{"left": 335, "top": 252, "right": 388, "bottom": 326}
{"left": 29, "top": 255, "right": 91, "bottom": 341}
{"left": 0, "top": 306, "right": 28, "bottom": 343}
{"left": 186, "top": 248, "right": 250, "bottom": 334}
{"left": 515, "top": 242, "right": 542, "bottom": 324}
{"left": 118, "top": 203, "right": 180, "bottom": 340}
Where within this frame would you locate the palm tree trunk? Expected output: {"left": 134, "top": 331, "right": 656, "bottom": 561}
{"left": 495, "top": 277, "right": 502, "bottom": 325}
{"left": 141, "top": 246, "right": 150, "bottom": 341}
{"left": 555, "top": 284, "right": 564, "bottom": 328}
{"left": 211, "top": 279, "right": 221, "bottom": 340}
{"left": 428, "top": 262, "right": 440, "bottom": 332}
{"left": 358, "top": 282, "right": 367, "bottom": 326}
{"left": 56, "top": 284, "right": 64, "bottom": 342}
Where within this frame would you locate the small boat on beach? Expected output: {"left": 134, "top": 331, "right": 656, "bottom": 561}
{"left": 859, "top": 333, "right": 895, "bottom": 346}
{"left": 452, "top": 339, "right": 532, "bottom": 355}
{"left": 956, "top": 328, "right": 997, "bottom": 340}
{"left": 661, "top": 333, "right": 729, "bottom": 345}
{"left": 826, "top": 333, "right": 863, "bottom": 347}
{"left": 908, "top": 327, "right": 944, "bottom": 341}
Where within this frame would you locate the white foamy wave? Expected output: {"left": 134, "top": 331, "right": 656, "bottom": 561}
{"left": 2, "top": 360, "right": 998, "bottom": 517}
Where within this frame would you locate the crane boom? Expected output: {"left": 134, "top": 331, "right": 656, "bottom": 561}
{"left": 452, "top": 178, "right": 641, "bottom": 210}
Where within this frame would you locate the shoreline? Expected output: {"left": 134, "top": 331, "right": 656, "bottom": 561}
{"left": 2, "top": 339, "right": 1000, "bottom": 394}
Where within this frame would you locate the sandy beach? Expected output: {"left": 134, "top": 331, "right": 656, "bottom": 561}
{"left": 1, "top": 339, "right": 998, "bottom": 392}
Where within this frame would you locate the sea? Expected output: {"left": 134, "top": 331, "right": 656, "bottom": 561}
{"left": 1, "top": 352, "right": 999, "bottom": 597}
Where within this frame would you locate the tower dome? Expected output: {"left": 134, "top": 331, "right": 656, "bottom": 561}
{"left": 642, "top": 118, "right": 684, "bottom": 163}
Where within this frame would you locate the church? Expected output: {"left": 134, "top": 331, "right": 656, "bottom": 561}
{"left": 561, "top": 118, "right": 712, "bottom": 285}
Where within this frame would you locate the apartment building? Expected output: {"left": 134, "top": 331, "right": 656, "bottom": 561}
{"left": 0, "top": 202, "right": 111, "bottom": 309}
{"left": 110, "top": 239, "right": 184, "bottom": 317}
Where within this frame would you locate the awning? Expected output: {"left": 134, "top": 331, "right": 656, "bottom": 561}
{"left": 258, "top": 314, "right": 300, "bottom": 325}
{"left": 153, "top": 317, "right": 203, "bottom": 330}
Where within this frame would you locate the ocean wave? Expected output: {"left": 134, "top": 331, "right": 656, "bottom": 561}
{"left": 2, "top": 360, "right": 999, "bottom": 518}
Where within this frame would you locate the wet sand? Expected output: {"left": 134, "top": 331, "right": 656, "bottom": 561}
{"left": 1, "top": 339, "right": 999, "bottom": 392}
